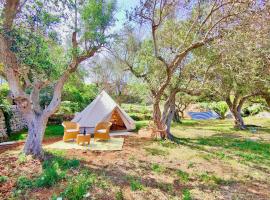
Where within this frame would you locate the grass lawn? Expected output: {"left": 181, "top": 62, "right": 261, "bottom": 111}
{"left": 1, "top": 117, "right": 270, "bottom": 199}
{"left": 8, "top": 125, "right": 64, "bottom": 141}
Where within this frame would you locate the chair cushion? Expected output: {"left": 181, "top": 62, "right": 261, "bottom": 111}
{"left": 66, "top": 129, "right": 78, "bottom": 133}
{"left": 96, "top": 129, "right": 106, "bottom": 134}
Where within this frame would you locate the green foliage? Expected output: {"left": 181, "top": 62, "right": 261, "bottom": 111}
{"left": 159, "top": 140, "right": 178, "bottom": 148}
{"left": 9, "top": 125, "right": 63, "bottom": 141}
{"left": 198, "top": 172, "right": 231, "bottom": 186}
{"left": 62, "top": 82, "right": 98, "bottom": 111}
{"left": 182, "top": 189, "right": 192, "bottom": 200}
{"left": 209, "top": 102, "right": 229, "bottom": 119}
{"left": 35, "top": 164, "right": 65, "bottom": 188}
{"left": 242, "top": 103, "right": 265, "bottom": 117}
{"left": 8, "top": 28, "right": 66, "bottom": 80}
{"left": 15, "top": 153, "right": 81, "bottom": 194}
{"left": 42, "top": 156, "right": 80, "bottom": 171}
{"left": 57, "top": 101, "right": 80, "bottom": 114}
{"left": 36, "top": 154, "right": 80, "bottom": 188}
{"left": 122, "top": 104, "right": 151, "bottom": 113}
{"left": 16, "top": 176, "right": 33, "bottom": 190}
{"left": 17, "top": 153, "right": 27, "bottom": 164}
{"left": 135, "top": 120, "right": 149, "bottom": 131}
{"left": 129, "top": 112, "right": 152, "bottom": 121}
{"left": 115, "top": 190, "right": 124, "bottom": 200}
{"left": 38, "top": 157, "right": 78, "bottom": 187}
{"left": 151, "top": 163, "right": 165, "bottom": 173}
{"left": 125, "top": 175, "right": 144, "bottom": 191}
{"left": 197, "top": 137, "right": 270, "bottom": 160}
{"left": 125, "top": 83, "right": 150, "bottom": 104}
{"left": 62, "top": 170, "right": 96, "bottom": 200}
{"left": 122, "top": 104, "right": 152, "bottom": 121}
{"left": 176, "top": 170, "right": 189, "bottom": 183}
{"left": 200, "top": 101, "right": 228, "bottom": 119}
{"left": 0, "top": 175, "right": 8, "bottom": 183}
{"left": 81, "top": 0, "right": 116, "bottom": 45}
{"left": 0, "top": 84, "right": 12, "bottom": 135}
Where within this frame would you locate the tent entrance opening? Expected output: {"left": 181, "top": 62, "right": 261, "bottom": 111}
{"left": 110, "top": 109, "right": 126, "bottom": 131}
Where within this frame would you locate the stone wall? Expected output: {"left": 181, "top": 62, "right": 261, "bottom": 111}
{"left": 0, "top": 105, "right": 27, "bottom": 141}
{"left": 9, "top": 105, "right": 27, "bottom": 132}
{"left": 0, "top": 110, "right": 7, "bottom": 141}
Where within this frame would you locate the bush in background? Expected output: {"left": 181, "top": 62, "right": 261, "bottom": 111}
{"left": 57, "top": 101, "right": 80, "bottom": 115}
{"left": 0, "top": 84, "right": 13, "bottom": 135}
{"left": 199, "top": 101, "right": 228, "bottom": 119}
{"left": 48, "top": 114, "right": 74, "bottom": 125}
{"left": 122, "top": 104, "right": 152, "bottom": 121}
{"left": 242, "top": 103, "right": 265, "bottom": 117}
{"left": 209, "top": 102, "right": 228, "bottom": 119}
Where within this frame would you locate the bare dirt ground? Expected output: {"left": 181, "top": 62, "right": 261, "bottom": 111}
{"left": 1, "top": 118, "right": 270, "bottom": 200}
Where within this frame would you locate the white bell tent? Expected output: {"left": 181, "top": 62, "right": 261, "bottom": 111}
{"left": 72, "top": 91, "right": 135, "bottom": 133}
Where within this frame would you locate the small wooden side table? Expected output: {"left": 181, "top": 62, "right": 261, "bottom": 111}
{"left": 77, "top": 134, "right": 91, "bottom": 145}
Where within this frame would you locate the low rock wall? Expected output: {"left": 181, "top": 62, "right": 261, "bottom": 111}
{"left": 0, "top": 105, "right": 27, "bottom": 141}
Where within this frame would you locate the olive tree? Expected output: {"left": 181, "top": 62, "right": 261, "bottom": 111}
{"left": 0, "top": 0, "right": 115, "bottom": 157}
{"left": 115, "top": 0, "right": 251, "bottom": 139}
{"left": 205, "top": 4, "right": 270, "bottom": 129}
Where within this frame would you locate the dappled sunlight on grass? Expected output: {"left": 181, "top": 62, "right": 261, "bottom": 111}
{"left": 171, "top": 117, "right": 270, "bottom": 140}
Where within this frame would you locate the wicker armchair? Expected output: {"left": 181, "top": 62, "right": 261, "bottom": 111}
{"left": 94, "top": 121, "right": 112, "bottom": 141}
{"left": 62, "top": 122, "right": 80, "bottom": 142}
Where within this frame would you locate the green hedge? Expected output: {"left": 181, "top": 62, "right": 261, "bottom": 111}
{"left": 48, "top": 114, "right": 74, "bottom": 125}
{"left": 122, "top": 104, "right": 152, "bottom": 121}
{"left": 129, "top": 112, "right": 152, "bottom": 121}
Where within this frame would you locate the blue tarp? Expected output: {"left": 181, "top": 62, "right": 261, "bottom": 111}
{"left": 188, "top": 111, "right": 220, "bottom": 120}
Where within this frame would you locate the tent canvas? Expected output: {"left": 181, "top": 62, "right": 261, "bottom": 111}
{"left": 72, "top": 91, "right": 135, "bottom": 133}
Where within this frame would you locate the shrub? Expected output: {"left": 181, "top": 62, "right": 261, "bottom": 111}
{"left": 16, "top": 176, "right": 33, "bottom": 190}
{"left": 48, "top": 113, "right": 74, "bottom": 125}
{"left": 115, "top": 190, "right": 124, "bottom": 200}
{"left": 151, "top": 163, "right": 165, "bottom": 173}
{"left": 199, "top": 101, "right": 228, "bottom": 119}
{"left": 209, "top": 102, "right": 228, "bottom": 119}
{"left": 0, "top": 84, "right": 12, "bottom": 135}
{"left": 35, "top": 155, "right": 79, "bottom": 188}
{"left": 242, "top": 103, "right": 264, "bottom": 116}
{"left": 42, "top": 156, "right": 80, "bottom": 171}
{"left": 35, "top": 164, "right": 65, "bottom": 188}
{"left": 135, "top": 121, "right": 149, "bottom": 131}
{"left": 57, "top": 101, "right": 80, "bottom": 114}
{"left": 62, "top": 170, "right": 96, "bottom": 200}
{"left": 129, "top": 112, "right": 152, "bottom": 121}
{"left": 125, "top": 175, "right": 144, "bottom": 191}
{"left": 122, "top": 104, "right": 152, "bottom": 121}
{"left": 0, "top": 175, "right": 8, "bottom": 183}
{"left": 130, "top": 179, "right": 144, "bottom": 191}
{"left": 182, "top": 189, "right": 191, "bottom": 200}
{"left": 177, "top": 170, "right": 189, "bottom": 183}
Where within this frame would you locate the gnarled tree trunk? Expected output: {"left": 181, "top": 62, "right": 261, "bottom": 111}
{"left": 153, "top": 98, "right": 166, "bottom": 139}
{"left": 23, "top": 114, "right": 48, "bottom": 157}
{"left": 226, "top": 94, "right": 246, "bottom": 130}
{"left": 231, "top": 107, "right": 245, "bottom": 129}
{"left": 161, "top": 90, "right": 178, "bottom": 140}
